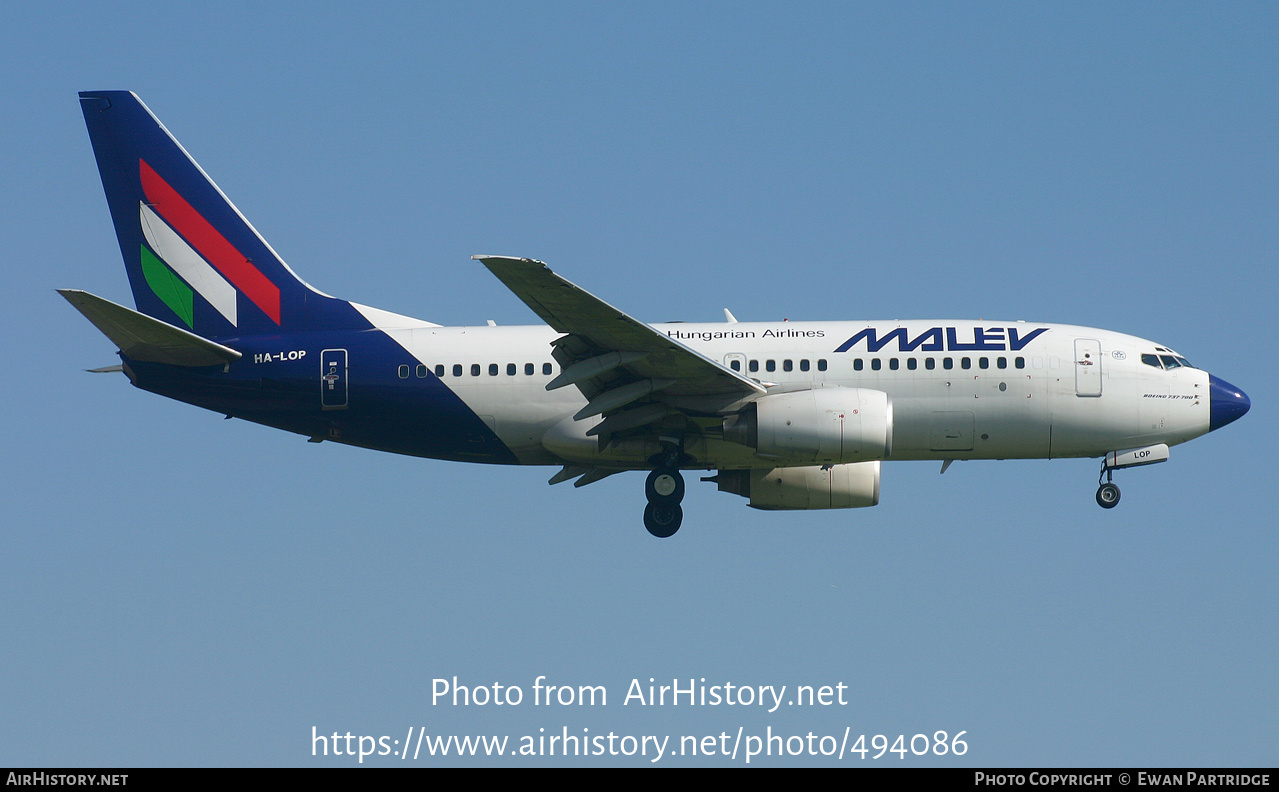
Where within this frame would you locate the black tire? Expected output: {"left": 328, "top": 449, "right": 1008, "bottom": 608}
{"left": 645, "top": 468, "right": 685, "bottom": 505}
{"left": 643, "top": 502, "right": 683, "bottom": 538}
{"left": 1096, "top": 482, "right": 1121, "bottom": 509}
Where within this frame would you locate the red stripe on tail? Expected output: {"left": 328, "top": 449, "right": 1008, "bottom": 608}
{"left": 140, "top": 159, "right": 281, "bottom": 324}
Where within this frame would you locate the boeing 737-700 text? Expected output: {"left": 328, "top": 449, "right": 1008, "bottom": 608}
{"left": 63, "top": 92, "right": 1251, "bottom": 537}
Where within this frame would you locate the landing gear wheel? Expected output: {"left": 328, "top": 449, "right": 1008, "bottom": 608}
{"left": 645, "top": 468, "right": 685, "bottom": 505}
{"left": 1096, "top": 482, "right": 1121, "bottom": 509}
{"left": 644, "top": 502, "right": 683, "bottom": 538}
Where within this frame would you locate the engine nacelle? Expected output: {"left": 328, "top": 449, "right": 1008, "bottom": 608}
{"left": 716, "top": 462, "right": 881, "bottom": 510}
{"left": 723, "top": 387, "right": 892, "bottom": 464}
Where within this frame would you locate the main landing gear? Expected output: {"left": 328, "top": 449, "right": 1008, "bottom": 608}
{"left": 642, "top": 444, "right": 687, "bottom": 538}
{"left": 643, "top": 468, "right": 685, "bottom": 537}
{"left": 1096, "top": 462, "right": 1120, "bottom": 509}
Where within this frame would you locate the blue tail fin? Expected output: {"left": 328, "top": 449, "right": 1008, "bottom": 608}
{"left": 80, "top": 91, "right": 362, "bottom": 338}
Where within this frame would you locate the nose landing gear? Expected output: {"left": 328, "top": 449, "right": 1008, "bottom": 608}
{"left": 1096, "top": 462, "right": 1120, "bottom": 509}
{"left": 1093, "top": 444, "right": 1171, "bottom": 509}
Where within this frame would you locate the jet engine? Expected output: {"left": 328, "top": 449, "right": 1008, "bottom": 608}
{"left": 722, "top": 387, "right": 892, "bottom": 465}
{"left": 715, "top": 462, "right": 881, "bottom": 510}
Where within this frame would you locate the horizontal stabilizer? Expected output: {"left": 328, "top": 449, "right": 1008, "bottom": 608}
{"left": 58, "top": 289, "right": 242, "bottom": 367}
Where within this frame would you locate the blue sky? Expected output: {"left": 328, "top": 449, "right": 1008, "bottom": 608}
{"left": 3, "top": 2, "right": 1275, "bottom": 766}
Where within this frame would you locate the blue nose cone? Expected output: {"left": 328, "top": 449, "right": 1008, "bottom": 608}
{"left": 1209, "top": 375, "right": 1250, "bottom": 431}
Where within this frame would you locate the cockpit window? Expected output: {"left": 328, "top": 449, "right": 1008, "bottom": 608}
{"left": 1145, "top": 352, "right": 1196, "bottom": 370}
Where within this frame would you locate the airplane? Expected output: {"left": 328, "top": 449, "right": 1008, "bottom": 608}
{"left": 63, "top": 91, "right": 1251, "bottom": 538}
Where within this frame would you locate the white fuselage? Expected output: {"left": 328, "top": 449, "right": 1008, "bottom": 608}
{"left": 374, "top": 319, "right": 1210, "bottom": 470}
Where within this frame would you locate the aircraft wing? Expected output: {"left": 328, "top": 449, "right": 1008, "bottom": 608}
{"left": 474, "top": 256, "right": 765, "bottom": 424}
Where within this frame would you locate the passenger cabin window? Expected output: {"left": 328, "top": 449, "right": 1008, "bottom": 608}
{"left": 398, "top": 365, "right": 409, "bottom": 379}
{"left": 507, "top": 363, "right": 517, "bottom": 376}
{"left": 730, "top": 359, "right": 741, "bottom": 371}
{"left": 543, "top": 363, "right": 553, "bottom": 375}
{"left": 817, "top": 359, "right": 827, "bottom": 371}
{"left": 436, "top": 365, "right": 445, "bottom": 377}
{"left": 471, "top": 364, "right": 481, "bottom": 377}
{"left": 453, "top": 364, "right": 463, "bottom": 377}
{"left": 525, "top": 363, "right": 534, "bottom": 375}
{"left": 783, "top": 359, "right": 793, "bottom": 372}
{"left": 416, "top": 364, "right": 428, "bottom": 378}
{"left": 800, "top": 359, "right": 810, "bottom": 372}
{"left": 925, "top": 358, "right": 936, "bottom": 370}
{"left": 853, "top": 359, "right": 864, "bottom": 371}
{"left": 889, "top": 358, "right": 899, "bottom": 370}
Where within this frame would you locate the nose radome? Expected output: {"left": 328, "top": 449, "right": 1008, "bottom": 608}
{"left": 1209, "top": 375, "right": 1250, "bottom": 431}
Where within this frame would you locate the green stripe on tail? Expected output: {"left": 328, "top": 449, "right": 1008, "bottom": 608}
{"left": 140, "top": 244, "right": 194, "bottom": 328}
